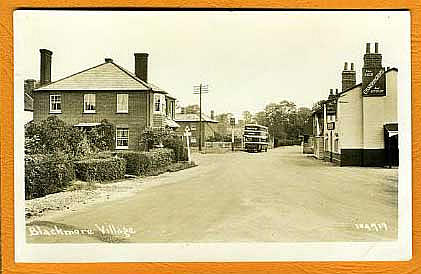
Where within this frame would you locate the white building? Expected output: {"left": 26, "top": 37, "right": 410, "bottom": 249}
{"left": 313, "top": 43, "right": 398, "bottom": 167}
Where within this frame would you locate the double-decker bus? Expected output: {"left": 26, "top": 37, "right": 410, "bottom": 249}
{"left": 243, "top": 124, "right": 269, "bottom": 152}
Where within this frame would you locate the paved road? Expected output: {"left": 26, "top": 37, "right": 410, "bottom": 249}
{"left": 27, "top": 146, "right": 398, "bottom": 243}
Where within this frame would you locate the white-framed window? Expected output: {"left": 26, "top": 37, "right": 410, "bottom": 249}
{"left": 191, "top": 137, "right": 197, "bottom": 143}
{"left": 49, "top": 94, "right": 62, "bottom": 113}
{"left": 117, "top": 94, "right": 128, "bottom": 113}
{"left": 191, "top": 125, "right": 197, "bottom": 131}
{"left": 334, "top": 138, "right": 339, "bottom": 153}
{"left": 83, "top": 94, "right": 96, "bottom": 113}
{"left": 154, "top": 94, "right": 166, "bottom": 113}
{"left": 116, "top": 128, "right": 129, "bottom": 149}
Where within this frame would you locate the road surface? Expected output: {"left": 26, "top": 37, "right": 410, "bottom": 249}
{"left": 27, "top": 146, "right": 398, "bottom": 243}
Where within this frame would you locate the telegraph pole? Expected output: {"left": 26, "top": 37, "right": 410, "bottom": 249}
{"left": 194, "top": 84, "right": 209, "bottom": 152}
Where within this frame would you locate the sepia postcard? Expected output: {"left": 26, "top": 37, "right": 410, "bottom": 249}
{"left": 13, "top": 10, "right": 412, "bottom": 262}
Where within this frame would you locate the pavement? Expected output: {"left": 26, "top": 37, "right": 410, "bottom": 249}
{"left": 26, "top": 146, "right": 398, "bottom": 243}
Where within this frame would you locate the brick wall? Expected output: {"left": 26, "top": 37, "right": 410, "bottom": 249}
{"left": 33, "top": 90, "right": 149, "bottom": 150}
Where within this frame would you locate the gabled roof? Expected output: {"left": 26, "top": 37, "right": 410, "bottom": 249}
{"left": 175, "top": 113, "right": 218, "bottom": 123}
{"left": 35, "top": 61, "right": 168, "bottom": 93}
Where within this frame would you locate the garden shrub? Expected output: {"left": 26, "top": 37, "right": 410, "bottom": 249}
{"left": 74, "top": 157, "right": 126, "bottom": 182}
{"left": 115, "top": 148, "right": 175, "bottom": 176}
{"left": 25, "top": 116, "right": 87, "bottom": 158}
{"left": 86, "top": 119, "right": 115, "bottom": 151}
{"left": 25, "top": 153, "right": 75, "bottom": 200}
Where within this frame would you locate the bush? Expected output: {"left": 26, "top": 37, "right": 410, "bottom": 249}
{"left": 140, "top": 128, "right": 187, "bottom": 161}
{"left": 74, "top": 157, "right": 126, "bottom": 182}
{"left": 162, "top": 135, "right": 188, "bottom": 162}
{"left": 276, "top": 139, "right": 301, "bottom": 146}
{"left": 86, "top": 120, "right": 115, "bottom": 151}
{"left": 25, "top": 116, "right": 87, "bottom": 158}
{"left": 115, "top": 148, "right": 175, "bottom": 176}
{"left": 25, "top": 153, "right": 75, "bottom": 200}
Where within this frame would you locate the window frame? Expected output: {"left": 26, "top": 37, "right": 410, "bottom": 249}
{"left": 116, "top": 93, "right": 129, "bottom": 113}
{"left": 154, "top": 94, "right": 166, "bottom": 114}
{"left": 83, "top": 93, "right": 96, "bottom": 113}
{"left": 49, "top": 94, "right": 62, "bottom": 114}
{"left": 115, "top": 128, "right": 129, "bottom": 150}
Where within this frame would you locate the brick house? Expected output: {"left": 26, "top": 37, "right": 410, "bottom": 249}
{"left": 174, "top": 113, "right": 218, "bottom": 147}
{"left": 32, "top": 49, "right": 179, "bottom": 150}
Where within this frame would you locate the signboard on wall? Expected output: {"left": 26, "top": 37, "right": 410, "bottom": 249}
{"left": 327, "top": 122, "right": 335, "bottom": 130}
{"left": 362, "top": 67, "right": 386, "bottom": 97}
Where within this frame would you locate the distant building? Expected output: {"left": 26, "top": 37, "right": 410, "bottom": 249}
{"left": 23, "top": 79, "right": 39, "bottom": 124}
{"left": 312, "top": 42, "right": 398, "bottom": 167}
{"left": 175, "top": 112, "right": 218, "bottom": 146}
{"left": 32, "top": 49, "right": 179, "bottom": 150}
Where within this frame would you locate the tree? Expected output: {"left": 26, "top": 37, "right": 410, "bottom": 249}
{"left": 183, "top": 104, "right": 200, "bottom": 114}
{"left": 242, "top": 111, "right": 253, "bottom": 124}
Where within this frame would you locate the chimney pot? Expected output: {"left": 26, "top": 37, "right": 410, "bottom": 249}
{"left": 134, "top": 53, "right": 149, "bottom": 82}
{"left": 335, "top": 88, "right": 338, "bottom": 95}
{"left": 375, "top": 42, "right": 379, "bottom": 53}
{"left": 329, "top": 89, "right": 333, "bottom": 95}
{"left": 211, "top": 110, "right": 215, "bottom": 120}
{"left": 40, "top": 49, "right": 53, "bottom": 86}
{"left": 366, "top": 43, "right": 371, "bottom": 54}
{"left": 105, "top": 58, "right": 113, "bottom": 63}
{"left": 344, "top": 62, "right": 348, "bottom": 70}
{"left": 351, "top": 62, "right": 354, "bottom": 71}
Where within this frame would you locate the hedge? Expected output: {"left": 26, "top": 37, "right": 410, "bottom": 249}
{"left": 25, "top": 153, "right": 75, "bottom": 200}
{"left": 74, "top": 157, "right": 126, "bottom": 182}
{"left": 114, "top": 148, "right": 175, "bottom": 176}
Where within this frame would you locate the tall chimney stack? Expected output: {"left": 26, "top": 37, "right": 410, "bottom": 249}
{"left": 341, "top": 61, "right": 356, "bottom": 92}
{"left": 40, "top": 49, "right": 52, "bottom": 86}
{"left": 211, "top": 110, "right": 215, "bottom": 120}
{"left": 375, "top": 42, "right": 379, "bottom": 53}
{"left": 366, "top": 43, "right": 371, "bottom": 53}
{"left": 362, "top": 42, "right": 383, "bottom": 95}
{"left": 134, "top": 53, "right": 149, "bottom": 82}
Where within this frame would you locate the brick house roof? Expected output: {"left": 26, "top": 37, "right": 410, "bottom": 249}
{"left": 175, "top": 113, "right": 218, "bottom": 123}
{"left": 35, "top": 61, "right": 168, "bottom": 93}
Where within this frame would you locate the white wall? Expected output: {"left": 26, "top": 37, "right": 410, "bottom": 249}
{"left": 337, "top": 86, "right": 363, "bottom": 150}
{"left": 362, "top": 70, "right": 398, "bottom": 149}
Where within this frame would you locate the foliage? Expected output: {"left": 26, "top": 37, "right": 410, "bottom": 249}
{"left": 25, "top": 116, "right": 116, "bottom": 158}
{"left": 25, "top": 116, "right": 87, "bottom": 158}
{"left": 86, "top": 119, "right": 115, "bottom": 151}
{"left": 242, "top": 111, "right": 253, "bottom": 124}
{"left": 114, "top": 148, "right": 175, "bottom": 176}
{"left": 140, "top": 128, "right": 187, "bottom": 161}
{"left": 251, "top": 100, "right": 313, "bottom": 143}
{"left": 25, "top": 153, "right": 75, "bottom": 200}
{"left": 74, "top": 157, "right": 126, "bottom": 182}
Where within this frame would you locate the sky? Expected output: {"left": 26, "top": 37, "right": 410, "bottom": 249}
{"left": 15, "top": 10, "right": 410, "bottom": 118}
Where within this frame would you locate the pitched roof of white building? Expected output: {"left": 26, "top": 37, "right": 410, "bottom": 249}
{"left": 35, "top": 61, "right": 168, "bottom": 93}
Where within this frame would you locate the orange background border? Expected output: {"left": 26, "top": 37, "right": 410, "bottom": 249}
{"left": 1, "top": 1, "right": 419, "bottom": 273}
